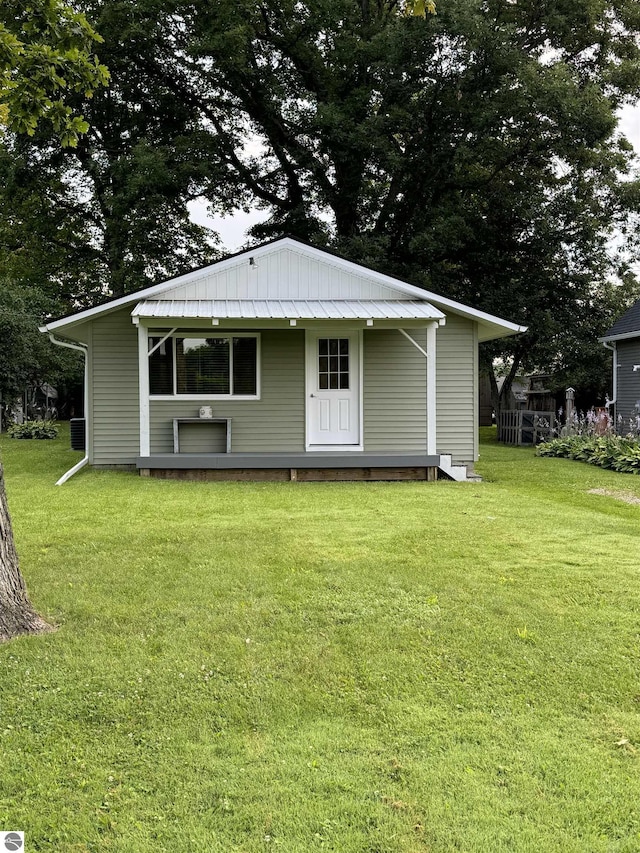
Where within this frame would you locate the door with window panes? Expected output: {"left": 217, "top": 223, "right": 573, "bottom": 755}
{"left": 307, "top": 332, "right": 360, "bottom": 446}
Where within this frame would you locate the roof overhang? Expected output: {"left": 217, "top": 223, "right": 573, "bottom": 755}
{"left": 131, "top": 298, "right": 446, "bottom": 323}
{"left": 40, "top": 237, "right": 527, "bottom": 342}
{"left": 599, "top": 331, "right": 640, "bottom": 344}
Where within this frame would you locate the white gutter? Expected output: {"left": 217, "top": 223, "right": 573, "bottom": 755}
{"left": 47, "top": 333, "right": 89, "bottom": 485}
{"left": 602, "top": 340, "right": 617, "bottom": 409}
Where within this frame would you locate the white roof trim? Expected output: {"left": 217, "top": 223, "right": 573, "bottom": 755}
{"left": 131, "top": 298, "right": 446, "bottom": 321}
{"left": 599, "top": 330, "right": 640, "bottom": 343}
{"left": 41, "top": 237, "right": 526, "bottom": 340}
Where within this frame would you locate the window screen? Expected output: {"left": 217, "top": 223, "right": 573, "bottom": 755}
{"left": 149, "top": 336, "right": 174, "bottom": 395}
{"left": 176, "top": 338, "right": 230, "bottom": 395}
{"left": 149, "top": 334, "right": 258, "bottom": 396}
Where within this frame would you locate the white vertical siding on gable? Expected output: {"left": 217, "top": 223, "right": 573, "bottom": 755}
{"left": 91, "top": 308, "right": 140, "bottom": 465}
{"left": 160, "top": 248, "right": 405, "bottom": 301}
{"left": 436, "top": 315, "right": 477, "bottom": 463}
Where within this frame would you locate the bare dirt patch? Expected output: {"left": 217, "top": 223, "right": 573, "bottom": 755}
{"left": 588, "top": 488, "right": 640, "bottom": 505}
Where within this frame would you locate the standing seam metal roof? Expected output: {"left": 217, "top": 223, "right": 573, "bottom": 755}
{"left": 131, "top": 299, "right": 446, "bottom": 320}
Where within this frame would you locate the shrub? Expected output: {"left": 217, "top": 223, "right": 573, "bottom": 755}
{"left": 7, "top": 420, "right": 59, "bottom": 440}
{"left": 537, "top": 435, "right": 640, "bottom": 474}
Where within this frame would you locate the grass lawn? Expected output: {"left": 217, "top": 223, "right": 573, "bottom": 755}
{"left": 1, "top": 427, "right": 639, "bottom": 852}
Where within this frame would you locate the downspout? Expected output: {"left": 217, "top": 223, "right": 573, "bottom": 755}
{"left": 602, "top": 340, "right": 617, "bottom": 411}
{"left": 47, "top": 333, "right": 89, "bottom": 485}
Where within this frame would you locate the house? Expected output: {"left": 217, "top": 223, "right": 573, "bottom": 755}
{"left": 600, "top": 299, "right": 640, "bottom": 431}
{"left": 41, "top": 237, "right": 526, "bottom": 483}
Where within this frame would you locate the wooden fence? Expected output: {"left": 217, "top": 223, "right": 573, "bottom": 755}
{"left": 499, "top": 411, "right": 555, "bottom": 446}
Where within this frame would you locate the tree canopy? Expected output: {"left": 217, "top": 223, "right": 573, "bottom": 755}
{"left": 0, "top": 0, "right": 109, "bottom": 146}
{"left": 2, "top": 0, "right": 640, "bottom": 397}
{"left": 0, "top": 0, "right": 110, "bottom": 412}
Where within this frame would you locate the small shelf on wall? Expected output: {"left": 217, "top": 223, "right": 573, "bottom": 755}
{"left": 172, "top": 417, "right": 232, "bottom": 454}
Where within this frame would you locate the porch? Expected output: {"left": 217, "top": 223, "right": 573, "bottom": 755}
{"left": 136, "top": 451, "right": 443, "bottom": 481}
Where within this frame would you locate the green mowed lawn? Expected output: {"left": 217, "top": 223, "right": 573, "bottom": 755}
{"left": 1, "top": 428, "right": 639, "bottom": 852}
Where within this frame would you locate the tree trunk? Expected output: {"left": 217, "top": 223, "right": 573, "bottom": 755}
{"left": 0, "top": 463, "right": 53, "bottom": 642}
{"left": 488, "top": 369, "right": 503, "bottom": 439}
{"left": 480, "top": 347, "right": 524, "bottom": 441}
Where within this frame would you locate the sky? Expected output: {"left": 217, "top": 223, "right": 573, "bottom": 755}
{"left": 189, "top": 103, "right": 640, "bottom": 255}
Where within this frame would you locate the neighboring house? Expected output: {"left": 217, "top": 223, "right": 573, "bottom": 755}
{"left": 41, "top": 237, "right": 526, "bottom": 482}
{"left": 600, "top": 299, "right": 640, "bottom": 430}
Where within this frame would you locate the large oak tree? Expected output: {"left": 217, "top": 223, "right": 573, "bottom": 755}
{"left": 153, "top": 0, "right": 639, "bottom": 406}
{"left": 8, "top": 0, "right": 640, "bottom": 400}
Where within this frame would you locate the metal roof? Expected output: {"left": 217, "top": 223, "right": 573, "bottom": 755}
{"left": 131, "top": 299, "right": 446, "bottom": 321}
{"left": 41, "top": 238, "right": 525, "bottom": 341}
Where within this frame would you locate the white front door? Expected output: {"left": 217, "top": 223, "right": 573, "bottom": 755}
{"left": 306, "top": 332, "right": 361, "bottom": 447}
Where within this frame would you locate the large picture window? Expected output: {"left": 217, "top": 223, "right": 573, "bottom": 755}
{"left": 149, "top": 334, "right": 259, "bottom": 397}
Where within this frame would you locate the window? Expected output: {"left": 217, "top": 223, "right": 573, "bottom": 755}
{"left": 318, "top": 338, "right": 349, "bottom": 390}
{"left": 149, "top": 334, "right": 259, "bottom": 397}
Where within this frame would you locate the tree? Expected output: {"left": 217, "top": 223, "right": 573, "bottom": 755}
{"left": 0, "top": 0, "right": 109, "bottom": 146}
{"left": 0, "top": 143, "right": 108, "bottom": 313}
{"left": 0, "top": 0, "right": 223, "bottom": 298}
{"left": 96, "top": 0, "right": 636, "bottom": 406}
{"left": 0, "top": 0, "right": 107, "bottom": 642}
{"left": 0, "top": 282, "right": 82, "bottom": 418}
{"left": 3, "top": 0, "right": 640, "bottom": 393}
{"left": 12, "top": 0, "right": 639, "bottom": 342}
{"left": 0, "top": 465, "right": 52, "bottom": 642}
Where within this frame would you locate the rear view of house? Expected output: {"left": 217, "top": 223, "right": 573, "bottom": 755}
{"left": 42, "top": 238, "right": 525, "bottom": 482}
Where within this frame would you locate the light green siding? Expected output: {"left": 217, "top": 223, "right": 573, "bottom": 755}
{"left": 91, "top": 308, "right": 139, "bottom": 465}
{"left": 149, "top": 330, "right": 305, "bottom": 453}
{"left": 363, "top": 329, "right": 428, "bottom": 452}
{"left": 86, "top": 313, "right": 478, "bottom": 464}
{"left": 436, "top": 315, "right": 478, "bottom": 462}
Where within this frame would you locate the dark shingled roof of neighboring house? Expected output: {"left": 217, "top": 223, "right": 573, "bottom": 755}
{"left": 602, "top": 298, "right": 640, "bottom": 340}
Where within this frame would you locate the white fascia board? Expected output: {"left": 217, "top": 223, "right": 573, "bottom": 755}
{"left": 599, "top": 331, "right": 640, "bottom": 343}
{"left": 42, "top": 243, "right": 300, "bottom": 332}
{"left": 40, "top": 236, "right": 526, "bottom": 340}
{"left": 40, "top": 257, "right": 250, "bottom": 332}
{"left": 277, "top": 239, "right": 527, "bottom": 338}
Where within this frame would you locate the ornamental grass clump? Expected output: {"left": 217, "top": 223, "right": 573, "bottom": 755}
{"left": 7, "top": 420, "right": 59, "bottom": 440}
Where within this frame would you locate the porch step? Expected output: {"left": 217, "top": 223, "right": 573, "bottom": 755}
{"left": 438, "top": 454, "right": 477, "bottom": 482}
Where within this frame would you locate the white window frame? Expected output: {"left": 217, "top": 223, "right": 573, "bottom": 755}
{"left": 149, "top": 332, "right": 261, "bottom": 401}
